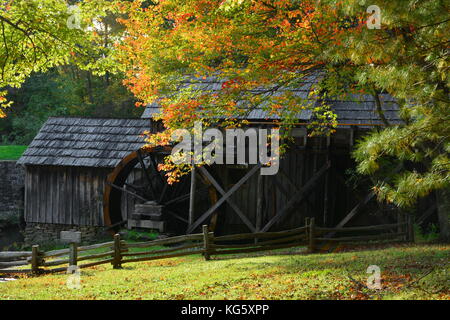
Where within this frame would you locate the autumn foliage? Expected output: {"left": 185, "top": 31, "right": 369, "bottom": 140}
{"left": 115, "top": 0, "right": 449, "bottom": 213}
{"left": 116, "top": 0, "right": 351, "bottom": 132}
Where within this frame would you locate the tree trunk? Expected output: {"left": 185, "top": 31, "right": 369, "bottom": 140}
{"left": 86, "top": 72, "right": 94, "bottom": 104}
{"left": 436, "top": 188, "right": 450, "bottom": 243}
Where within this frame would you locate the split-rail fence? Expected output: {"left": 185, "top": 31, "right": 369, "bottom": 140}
{"left": 0, "top": 216, "right": 414, "bottom": 275}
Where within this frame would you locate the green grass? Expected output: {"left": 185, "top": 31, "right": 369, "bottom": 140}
{"left": 0, "top": 145, "right": 27, "bottom": 160}
{"left": 1, "top": 243, "right": 448, "bottom": 300}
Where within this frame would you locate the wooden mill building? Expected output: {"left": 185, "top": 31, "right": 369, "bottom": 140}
{"left": 17, "top": 118, "right": 149, "bottom": 242}
{"left": 18, "top": 76, "right": 408, "bottom": 241}
{"left": 139, "top": 77, "right": 403, "bottom": 235}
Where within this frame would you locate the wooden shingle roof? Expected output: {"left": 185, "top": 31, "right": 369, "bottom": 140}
{"left": 324, "top": 94, "right": 401, "bottom": 127}
{"left": 17, "top": 117, "right": 149, "bottom": 168}
{"left": 142, "top": 76, "right": 402, "bottom": 127}
{"left": 141, "top": 75, "right": 316, "bottom": 121}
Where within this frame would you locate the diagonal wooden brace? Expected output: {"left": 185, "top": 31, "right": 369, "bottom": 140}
{"left": 261, "top": 161, "right": 331, "bottom": 232}
{"left": 198, "top": 166, "right": 256, "bottom": 232}
{"left": 187, "top": 164, "right": 262, "bottom": 234}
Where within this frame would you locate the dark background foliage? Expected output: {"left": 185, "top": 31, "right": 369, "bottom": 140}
{"left": 0, "top": 67, "right": 140, "bottom": 145}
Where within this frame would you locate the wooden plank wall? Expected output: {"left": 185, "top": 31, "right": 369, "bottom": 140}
{"left": 216, "top": 129, "right": 364, "bottom": 234}
{"left": 24, "top": 166, "right": 142, "bottom": 227}
{"left": 24, "top": 162, "right": 167, "bottom": 228}
{"left": 217, "top": 149, "right": 325, "bottom": 234}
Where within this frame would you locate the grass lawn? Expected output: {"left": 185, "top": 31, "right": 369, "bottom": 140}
{"left": 0, "top": 243, "right": 448, "bottom": 300}
{"left": 0, "top": 145, "right": 27, "bottom": 160}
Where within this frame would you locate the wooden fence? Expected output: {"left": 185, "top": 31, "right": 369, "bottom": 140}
{"left": 0, "top": 217, "right": 414, "bottom": 275}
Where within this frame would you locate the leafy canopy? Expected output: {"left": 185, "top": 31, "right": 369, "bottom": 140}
{"left": 0, "top": 0, "right": 118, "bottom": 116}
{"left": 117, "top": 0, "right": 449, "bottom": 205}
{"left": 116, "top": 0, "right": 343, "bottom": 132}
{"left": 324, "top": 0, "right": 449, "bottom": 206}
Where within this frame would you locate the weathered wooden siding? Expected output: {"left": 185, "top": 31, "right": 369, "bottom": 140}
{"left": 216, "top": 149, "right": 329, "bottom": 234}
{"left": 25, "top": 166, "right": 146, "bottom": 226}
{"left": 214, "top": 129, "right": 379, "bottom": 234}
{"left": 24, "top": 166, "right": 143, "bottom": 227}
{"left": 24, "top": 166, "right": 107, "bottom": 226}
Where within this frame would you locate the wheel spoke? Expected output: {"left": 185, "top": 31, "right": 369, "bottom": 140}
{"left": 159, "top": 183, "right": 169, "bottom": 203}
{"left": 124, "top": 182, "right": 144, "bottom": 192}
{"left": 105, "top": 146, "right": 217, "bottom": 235}
{"left": 107, "top": 182, "right": 149, "bottom": 202}
{"left": 166, "top": 210, "right": 188, "bottom": 224}
{"left": 149, "top": 153, "right": 166, "bottom": 185}
{"left": 164, "top": 186, "right": 209, "bottom": 206}
{"left": 171, "top": 176, "right": 189, "bottom": 200}
{"left": 137, "top": 149, "right": 156, "bottom": 200}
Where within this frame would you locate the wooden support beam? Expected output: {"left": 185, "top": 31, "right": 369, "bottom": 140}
{"left": 329, "top": 165, "right": 402, "bottom": 236}
{"left": 158, "top": 183, "right": 168, "bottom": 203}
{"left": 198, "top": 166, "right": 256, "bottom": 232}
{"left": 188, "top": 165, "right": 196, "bottom": 227}
{"left": 208, "top": 186, "right": 220, "bottom": 232}
{"left": 272, "top": 175, "right": 290, "bottom": 198}
{"left": 325, "top": 191, "right": 376, "bottom": 238}
{"left": 308, "top": 217, "right": 316, "bottom": 253}
{"left": 167, "top": 210, "right": 189, "bottom": 224}
{"left": 148, "top": 153, "right": 166, "bottom": 185}
{"left": 187, "top": 164, "right": 262, "bottom": 234}
{"left": 323, "top": 138, "right": 331, "bottom": 226}
{"left": 278, "top": 168, "right": 300, "bottom": 193}
{"left": 164, "top": 186, "right": 208, "bottom": 206}
{"left": 261, "top": 161, "right": 331, "bottom": 232}
{"left": 256, "top": 173, "right": 263, "bottom": 232}
{"left": 277, "top": 168, "right": 316, "bottom": 214}
{"left": 194, "top": 171, "right": 220, "bottom": 232}
{"left": 416, "top": 204, "right": 437, "bottom": 225}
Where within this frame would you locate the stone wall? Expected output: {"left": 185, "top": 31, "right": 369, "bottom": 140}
{"left": 0, "top": 161, "right": 24, "bottom": 226}
{"left": 23, "top": 223, "right": 108, "bottom": 245}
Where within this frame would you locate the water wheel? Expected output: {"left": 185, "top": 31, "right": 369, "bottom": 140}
{"left": 103, "top": 146, "right": 219, "bottom": 234}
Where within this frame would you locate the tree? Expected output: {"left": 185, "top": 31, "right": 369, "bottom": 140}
{"left": 322, "top": 0, "right": 449, "bottom": 240}
{"left": 116, "top": 0, "right": 340, "bottom": 128}
{"left": 116, "top": 0, "right": 343, "bottom": 180}
{"left": 0, "top": 66, "right": 139, "bottom": 144}
{"left": 0, "top": 0, "right": 117, "bottom": 117}
{"left": 117, "top": 0, "right": 449, "bottom": 239}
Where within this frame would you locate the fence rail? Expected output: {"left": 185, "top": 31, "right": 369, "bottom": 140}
{"left": 0, "top": 217, "right": 414, "bottom": 276}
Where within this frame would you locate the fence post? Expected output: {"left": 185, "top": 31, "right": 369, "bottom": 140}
{"left": 113, "top": 233, "right": 122, "bottom": 269}
{"left": 308, "top": 218, "right": 315, "bottom": 253}
{"left": 31, "top": 245, "right": 40, "bottom": 274}
{"left": 407, "top": 215, "right": 415, "bottom": 243}
{"left": 305, "top": 217, "right": 310, "bottom": 238}
{"left": 397, "top": 211, "right": 407, "bottom": 241}
{"left": 69, "top": 242, "right": 78, "bottom": 269}
{"left": 202, "top": 225, "right": 211, "bottom": 261}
